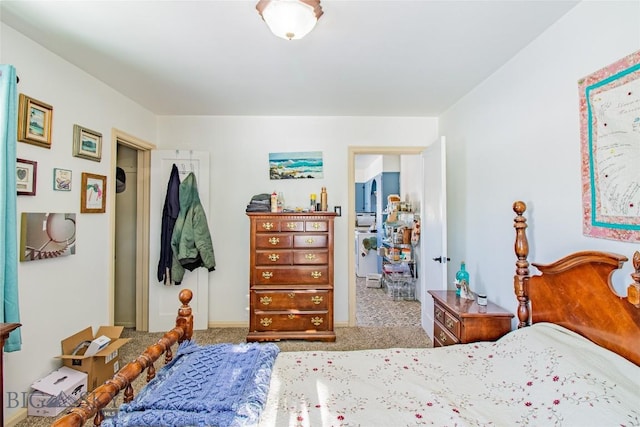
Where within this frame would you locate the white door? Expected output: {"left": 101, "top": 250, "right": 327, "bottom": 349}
{"left": 420, "top": 137, "right": 448, "bottom": 335}
{"left": 148, "top": 150, "right": 210, "bottom": 332}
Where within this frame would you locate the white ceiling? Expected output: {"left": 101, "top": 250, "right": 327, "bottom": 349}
{"left": 0, "top": 0, "right": 578, "bottom": 117}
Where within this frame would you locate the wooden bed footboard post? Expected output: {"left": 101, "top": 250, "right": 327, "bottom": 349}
{"left": 176, "top": 288, "right": 194, "bottom": 342}
{"left": 51, "top": 289, "right": 195, "bottom": 427}
{"left": 513, "top": 201, "right": 531, "bottom": 328}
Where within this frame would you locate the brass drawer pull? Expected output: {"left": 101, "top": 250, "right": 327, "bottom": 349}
{"left": 262, "top": 271, "right": 273, "bottom": 279}
{"left": 305, "top": 253, "right": 316, "bottom": 260}
{"left": 311, "top": 296, "right": 323, "bottom": 305}
{"left": 286, "top": 222, "right": 297, "bottom": 230}
{"left": 439, "top": 331, "right": 446, "bottom": 343}
{"left": 268, "top": 237, "right": 280, "bottom": 245}
{"left": 260, "top": 318, "right": 273, "bottom": 327}
{"left": 260, "top": 296, "right": 272, "bottom": 305}
{"left": 268, "top": 253, "right": 279, "bottom": 262}
{"left": 311, "top": 317, "right": 323, "bottom": 326}
{"left": 435, "top": 310, "right": 442, "bottom": 320}
{"left": 262, "top": 222, "right": 274, "bottom": 230}
{"left": 288, "top": 314, "right": 295, "bottom": 319}
{"left": 305, "top": 238, "right": 315, "bottom": 244}
{"left": 311, "top": 222, "right": 321, "bottom": 229}
{"left": 311, "top": 271, "right": 322, "bottom": 279}
{"left": 445, "top": 317, "right": 454, "bottom": 330}
{"left": 287, "top": 293, "right": 295, "bottom": 299}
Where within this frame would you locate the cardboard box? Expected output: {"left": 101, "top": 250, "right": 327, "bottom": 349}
{"left": 58, "top": 326, "right": 130, "bottom": 391}
{"left": 28, "top": 366, "right": 87, "bottom": 417}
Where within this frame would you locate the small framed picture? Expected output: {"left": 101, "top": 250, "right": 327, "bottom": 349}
{"left": 73, "top": 124, "right": 102, "bottom": 162}
{"left": 81, "top": 172, "right": 106, "bottom": 213}
{"left": 16, "top": 158, "right": 37, "bottom": 196}
{"left": 17, "top": 94, "right": 53, "bottom": 148}
{"left": 53, "top": 168, "right": 72, "bottom": 191}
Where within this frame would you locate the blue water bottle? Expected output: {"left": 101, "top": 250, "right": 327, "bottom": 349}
{"left": 455, "top": 261, "right": 469, "bottom": 297}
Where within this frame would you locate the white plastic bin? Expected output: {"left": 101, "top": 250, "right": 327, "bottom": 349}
{"left": 366, "top": 273, "right": 382, "bottom": 288}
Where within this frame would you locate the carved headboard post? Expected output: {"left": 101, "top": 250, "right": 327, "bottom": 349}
{"left": 513, "top": 201, "right": 531, "bottom": 328}
{"left": 628, "top": 251, "right": 640, "bottom": 307}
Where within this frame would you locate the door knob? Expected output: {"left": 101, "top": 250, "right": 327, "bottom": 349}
{"left": 432, "top": 256, "right": 451, "bottom": 263}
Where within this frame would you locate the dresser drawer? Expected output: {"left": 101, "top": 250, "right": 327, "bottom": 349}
{"left": 293, "top": 234, "right": 328, "bottom": 248}
{"left": 253, "top": 290, "right": 330, "bottom": 310}
{"left": 293, "top": 250, "right": 328, "bottom": 265}
{"left": 278, "top": 220, "right": 304, "bottom": 232}
{"left": 254, "top": 220, "right": 280, "bottom": 232}
{"left": 253, "top": 312, "right": 329, "bottom": 332}
{"left": 255, "top": 250, "right": 293, "bottom": 266}
{"left": 254, "top": 266, "right": 329, "bottom": 285}
{"left": 433, "top": 321, "right": 459, "bottom": 347}
{"left": 304, "top": 220, "right": 328, "bottom": 232}
{"left": 255, "top": 233, "right": 293, "bottom": 249}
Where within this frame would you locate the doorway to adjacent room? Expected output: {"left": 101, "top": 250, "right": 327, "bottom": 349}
{"left": 350, "top": 148, "right": 424, "bottom": 327}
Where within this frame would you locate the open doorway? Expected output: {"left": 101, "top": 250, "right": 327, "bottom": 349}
{"left": 347, "top": 146, "right": 426, "bottom": 327}
{"left": 110, "top": 129, "right": 155, "bottom": 331}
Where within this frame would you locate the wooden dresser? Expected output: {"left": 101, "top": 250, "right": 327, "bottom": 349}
{"left": 246, "top": 212, "right": 336, "bottom": 342}
{"left": 428, "top": 290, "right": 513, "bottom": 347}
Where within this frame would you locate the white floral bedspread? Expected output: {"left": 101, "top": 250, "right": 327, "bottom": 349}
{"left": 259, "top": 323, "right": 639, "bottom": 427}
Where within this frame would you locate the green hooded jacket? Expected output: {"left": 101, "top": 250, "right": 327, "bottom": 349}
{"left": 170, "top": 173, "right": 216, "bottom": 284}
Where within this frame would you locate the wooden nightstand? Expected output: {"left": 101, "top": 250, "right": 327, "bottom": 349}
{"left": 428, "top": 290, "right": 513, "bottom": 347}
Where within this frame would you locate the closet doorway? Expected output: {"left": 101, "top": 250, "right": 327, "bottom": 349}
{"left": 111, "top": 129, "right": 155, "bottom": 331}
{"left": 115, "top": 145, "right": 137, "bottom": 327}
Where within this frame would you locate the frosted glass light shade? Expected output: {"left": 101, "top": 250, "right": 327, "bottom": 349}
{"left": 256, "top": 0, "right": 323, "bottom": 40}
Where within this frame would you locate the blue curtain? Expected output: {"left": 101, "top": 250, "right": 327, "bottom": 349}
{"left": 0, "top": 64, "right": 22, "bottom": 352}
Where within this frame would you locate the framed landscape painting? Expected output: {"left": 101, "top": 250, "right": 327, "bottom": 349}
{"left": 269, "top": 151, "right": 324, "bottom": 179}
{"left": 17, "top": 94, "right": 53, "bottom": 148}
{"left": 73, "top": 124, "right": 102, "bottom": 162}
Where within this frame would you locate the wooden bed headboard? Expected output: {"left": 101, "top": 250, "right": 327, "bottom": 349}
{"left": 512, "top": 201, "right": 640, "bottom": 366}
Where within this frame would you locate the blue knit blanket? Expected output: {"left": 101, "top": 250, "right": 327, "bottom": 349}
{"left": 102, "top": 341, "right": 280, "bottom": 427}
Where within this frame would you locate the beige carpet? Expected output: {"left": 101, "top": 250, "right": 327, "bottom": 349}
{"left": 18, "top": 278, "right": 429, "bottom": 427}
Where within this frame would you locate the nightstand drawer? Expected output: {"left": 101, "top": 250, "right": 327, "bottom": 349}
{"left": 434, "top": 321, "right": 459, "bottom": 347}
{"left": 434, "top": 304, "right": 460, "bottom": 338}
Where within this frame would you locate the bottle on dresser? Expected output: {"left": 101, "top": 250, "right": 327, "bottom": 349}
{"left": 320, "top": 187, "right": 328, "bottom": 211}
{"left": 455, "top": 261, "right": 469, "bottom": 297}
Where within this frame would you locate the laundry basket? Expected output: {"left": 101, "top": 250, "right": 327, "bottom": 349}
{"left": 366, "top": 273, "right": 382, "bottom": 288}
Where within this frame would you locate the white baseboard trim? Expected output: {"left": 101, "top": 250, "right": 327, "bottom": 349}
{"left": 207, "top": 321, "right": 350, "bottom": 328}
{"left": 5, "top": 408, "right": 27, "bottom": 427}
{"left": 207, "top": 321, "right": 248, "bottom": 328}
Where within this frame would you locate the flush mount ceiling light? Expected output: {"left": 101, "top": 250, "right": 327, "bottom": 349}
{"left": 256, "top": 0, "right": 323, "bottom": 40}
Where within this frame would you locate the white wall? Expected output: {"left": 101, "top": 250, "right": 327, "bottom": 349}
{"left": 440, "top": 1, "right": 640, "bottom": 314}
{"left": 155, "top": 116, "right": 438, "bottom": 325}
{"left": 1, "top": 24, "right": 157, "bottom": 421}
